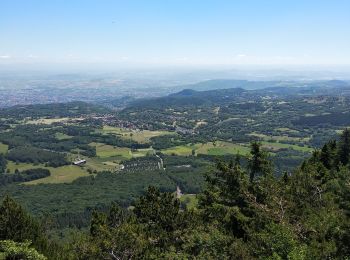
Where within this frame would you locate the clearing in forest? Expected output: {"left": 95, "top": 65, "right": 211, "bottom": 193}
{"left": 98, "top": 126, "right": 173, "bottom": 143}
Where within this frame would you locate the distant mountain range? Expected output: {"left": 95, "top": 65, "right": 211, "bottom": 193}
{"left": 126, "top": 79, "right": 350, "bottom": 109}
{"left": 172, "top": 79, "right": 350, "bottom": 91}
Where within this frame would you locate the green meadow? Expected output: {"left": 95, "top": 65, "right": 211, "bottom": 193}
{"left": 261, "top": 141, "right": 313, "bottom": 152}
{"left": 25, "top": 165, "right": 89, "bottom": 185}
{"left": 6, "top": 161, "right": 90, "bottom": 184}
{"left": 0, "top": 142, "right": 8, "bottom": 154}
{"left": 162, "top": 141, "right": 250, "bottom": 156}
{"left": 98, "top": 126, "right": 172, "bottom": 143}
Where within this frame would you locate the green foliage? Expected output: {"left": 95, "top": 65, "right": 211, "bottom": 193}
{"left": 248, "top": 141, "right": 273, "bottom": 182}
{"left": 0, "top": 196, "right": 45, "bottom": 245}
{"left": 6, "top": 146, "right": 67, "bottom": 167}
{"left": 0, "top": 196, "right": 71, "bottom": 259}
{"left": 133, "top": 186, "right": 193, "bottom": 250}
{"left": 252, "top": 223, "right": 306, "bottom": 260}
{"left": 0, "top": 155, "right": 6, "bottom": 174}
{"left": 1, "top": 117, "right": 350, "bottom": 259}
{"left": 0, "top": 240, "right": 47, "bottom": 260}
{"left": 0, "top": 168, "right": 50, "bottom": 186}
{"left": 0, "top": 101, "right": 108, "bottom": 120}
{"left": 338, "top": 128, "right": 350, "bottom": 166}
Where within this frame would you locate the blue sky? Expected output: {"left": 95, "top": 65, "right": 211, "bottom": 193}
{"left": 1, "top": 0, "right": 350, "bottom": 67}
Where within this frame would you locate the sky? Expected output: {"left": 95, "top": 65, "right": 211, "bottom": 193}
{"left": 1, "top": 0, "right": 350, "bottom": 68}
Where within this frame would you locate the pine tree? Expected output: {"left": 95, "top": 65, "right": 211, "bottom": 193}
{"left": 0, "top": 154, "right": 7, "bottom": 173}
{"left": 198, "top": 156, "right": 252, "bottom": 238}
{"left": 0, "top": 196, "right": 39, "bottom": 242}
{"left": 0, "top": 196, "right": 58, "bottom": 258}
{"left": 248, "top": 141, "right": 272, "bottom": 182}
{"left": 320, "top": 142, "right": 332, "bottom": 169}
{"left": 338, "top": 128, "right": 350, "bottom": 166}
{"left": 90, "top": 211, "right": 107, "bottom": 237}
{"left": 107, "top": 202, "right": 128, "bottom": 229}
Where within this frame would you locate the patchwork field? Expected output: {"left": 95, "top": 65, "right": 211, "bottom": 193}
{"left": 6, "top": 161, "right": 90, "bottom": 184}
{"left": 248, "top": 132, "right": 310, "bottom": 143}
{"left": 163, "top": 141, "right": 250, "bottom": 156}
{"left": 25, "top": 165, "right": 89, "bottom": 185}
{"left": 86, "top": 143, "right": 153, "bottom": 171}
{"left": 0, "top": 142, "right": 8, "bottom": 154}
{"left": 90, "top": 142, "right": 132, "bottom": 159}
{"left": 162, "top": 145, "right": 195, "bottom": 156}
{"left": 99, "top": 126, "right": 173, "bottom": 143}
{"left": 261, "top": 141, "right": 313, "bottom": 152}
{"left": 55, "top": 132, "right": 73, "bottom": 140}
{"left": 7, "top": 161, "right": 44, "bottom": 173}
{"left": 84, "top": 156, "right": 122, "bottom": 172}
{"left": 132, "top": 148, "right": 155, "bottom": 157}
{"left": 196, "top": 141, "right": 251, "bottom": 156}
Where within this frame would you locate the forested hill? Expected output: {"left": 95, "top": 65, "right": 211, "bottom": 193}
{"left": 171, "top": 79, "right": 350, "bottom": 91}
{"left": 1, "top": 130, "right": 350, "bottom": 259}
{"left": 128, "top": 87, "right": 246, "bottom": 108}
{"left": 127, "top": 80, "right": 350, "bottom": 110}
{"left": 0, "top": 101, "right": 109, "bottom": 119}
{"left": 172, "top": 79, "right": 350, "bottom": 96}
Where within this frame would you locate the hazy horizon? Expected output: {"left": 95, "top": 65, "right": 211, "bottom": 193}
{"left": 1, "top": 0, "right": 350, "bottom": 69}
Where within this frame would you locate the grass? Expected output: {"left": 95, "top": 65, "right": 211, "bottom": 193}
{"left": 196, "top": 141, "right": 250, "bottom": 156}
{"left": 55, "top": 132, "right": 73, "bottom": 140}
{"left": 261, "top": 141, "right": 313, "bottom": 153}
{"left": 249, "top": 132, "right": 313, "bottom": 153}
{"left": 132, "top": 148, "right": 155, "bottom": 157}
{"left": 102, "top": 161, "right": 119, "bottom": 166}
{"left": 162, "top": 141, "right": 250, "bottom": 156}
{"left": 25, "top": 165, "right": 89, "bottom": 185}
{"left": 86, "top": 143, "right": 153, "bottom": 172}
{"left": 6, "top": 161, "right": 90, "bottom": 184}
{"left": 84, "top": 156, "right": 123, "bottom": 172}
{"left": 248, "top": 132, "right": 310, "bottom": 143}
{"left": 0, "top": 142, "right": 8, "bottom": 154}
{"left": 90, "top": 142, "right": 132, "bottom": 159}
{"left": 7, "top": 161, "right": 43, "bottom": 173}
{"left": 99, "top": 126, "right": 173, "bottom": 143}
{"left": 162, "top": 145, "right": 194, "bottom": 156}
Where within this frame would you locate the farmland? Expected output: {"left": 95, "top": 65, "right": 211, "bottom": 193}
{"left": 261, "top": 141, "right": 314, "bottom": 152}
{"left": 0, "top": 143, "right": 8, "bottom": 154}
{"left": 248, "top": 132, "right": 310, "bottom": 143}
{"left": 1, "top": 85, "right": 349, "bottom": 241}
{"left": 98, "top": 126, "right": 172, "bottom": 143}
{"left": 25, "top": 165, "right": 89, "bottom": 184}
{"left": 6, "top": 161, "right": 90, "bottom": 184}
{"left": 163, "top": 141, "right": 250, "bottom": 156}
{"left": 90, "top": 142, "right": 132, "bottom": 159}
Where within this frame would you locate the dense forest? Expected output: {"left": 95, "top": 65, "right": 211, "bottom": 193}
{"left": 1, "top": 129, "right": 350, "bottom": 259}
{"left": 0, "top": 87, "right": 350, "bottom": 258}
{"left": 0, "top": 168, "right": 50, "bottom": 186}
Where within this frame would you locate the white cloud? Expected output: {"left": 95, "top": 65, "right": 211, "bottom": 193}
{"left": 0, "top": 55, "right": 11, "bottom": 59}
{"left": 175, "top": 57, "right": 189, "bottom": 62}
{"left": 27, "top": 54, "right": 38, "bottom": 59}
